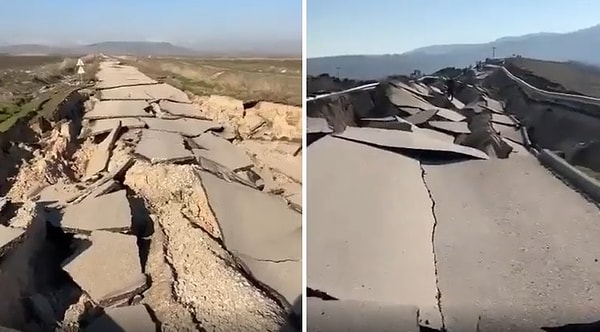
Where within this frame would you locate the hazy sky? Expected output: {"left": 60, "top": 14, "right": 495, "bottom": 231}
{"left": 0, "top": 0, "right": 301, "bottom": 48}
{"left": 308, "top": 0, "right": 600, "bottom": 57}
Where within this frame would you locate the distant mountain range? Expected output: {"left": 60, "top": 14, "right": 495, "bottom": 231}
{"left": 0, "top": 40, "right": 301, "bottom": 58}
{"left": 308, "top": 24, "right": 600, "bottom": 79}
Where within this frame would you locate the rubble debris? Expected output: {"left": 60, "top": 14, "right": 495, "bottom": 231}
{"left": 334, "top": 126, "right": 489, "bottom": 160}
{"left": 134, "top": 130, "right": 194, "bottom": 164}
{"left": 307, "top": 299, "right": 419, "bottom": 332}
{"left": 84, "top": 305, "right": 156, "bottom": 332}
{"left": 62, "top": 230, "right": 147, "bottom": 306}
{"left": 99, "top": 83, "right": 191, "bottom": 103}
{"left": 84, "top": 121, "right": 121, "bottom": 179}
{"left": 199, "top": 171, "right": 302, "bottom": 305}
{"left": 80, "top": 118, "right": 146, "bottom": 138}
{"left": 142, "top": 117, "right": 222, "bottom": 137}
{"left": 191, "top": 132, "right": 254, "bottom": 172}
{"left": 428, "top": 121, "right": 471, "bottom": 134}
{"left": 60, "top": 190, "right": 132, "bottom": 233}
{"left": 83, "top": 100, "right": 152, "bottom": 120}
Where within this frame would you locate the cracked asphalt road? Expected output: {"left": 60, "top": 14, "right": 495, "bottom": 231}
{"left": 306, "top": 73, "right": 600, "bottom": 332}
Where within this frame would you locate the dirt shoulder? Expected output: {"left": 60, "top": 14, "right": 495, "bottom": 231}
{"left": 120, "top": 56, "right": 302, "bottom": 106}
{"left": 505, "top": 57, "right": 600, "bottom": 97}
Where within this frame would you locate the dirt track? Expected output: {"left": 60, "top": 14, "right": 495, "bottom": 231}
{"left": 0, "top": 57, "right": 302, "bottom": 331}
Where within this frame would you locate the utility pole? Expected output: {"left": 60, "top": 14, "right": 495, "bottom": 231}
{"left": 492, "top": 46, "right": 496, "bottom": 59}
{"left": 335, "top": 67, "right": 341, "bottom": 78}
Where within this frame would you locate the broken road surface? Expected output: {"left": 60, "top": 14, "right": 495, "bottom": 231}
{"left": 0, "top": 58, "right": 301, "bottom": 332}
{"left": 307, "top": 74, "right": 600, "bottom": 332}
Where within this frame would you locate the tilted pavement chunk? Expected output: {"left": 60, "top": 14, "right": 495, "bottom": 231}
{"left": 429, "top": 121, "right": 471, "bottom": 134}
{"left": 387, "top": 85, "right": 435, "bottom": 110}
{"left": 199, "top": 171, "right": 301, "bottom": 305}
{"left": 85, "top": 305, "right": 156, "bottom": 332}
{"left": 307, "top": 136, "right": 442, "bottom": 329}
{"left": 99, "top": 83, "right": 191, "bottom": 103}
{"left": 405, "top": 109, "right": 439, "bottom": 125}
{"left": 334, "top": 126, "right": 489, "bottom": 160}
{"left": 158, "top": 99, "right": 208, "bottom": 119}
{"left": 142, "top": 117, "right": 222, "bottom": 137}
{"left": 191, "top": 133, "right": 254, "bottom": 172}
{"left": 492, "top": 122, "right": 524, "bottom": 145}
{"left": 307, "top": 117, "right": 333, "bottom": 134}
{"left": 62, "top": 231, "right": 147, "bottom": 306}
{"left": 436, "top": 107, "right": 466, "bottom": 122}
{"left": 60, "top": 190, "right": 132, "bottom": 233}
{"left": 135, "top": 130, "right": 194, "bottom": 164}
{"left": 80, "top": 118, "right": 146, "bottom": 138}
{"left": 84, "top": 100, "right": 152, "bottom": 120}
{"left": 307, "top": 299, "right": 419, "bottom": 332}
{"left": 0, "top": 226, "right": 25, "bottom": 257}
{"left": 491, "top": 113, "right": 517, "bottom": 126}
{"left": 84, "top": 122, "right": 121, "bottom": 179}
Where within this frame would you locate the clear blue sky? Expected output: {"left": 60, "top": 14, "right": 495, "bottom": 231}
{"left": 0, "top": 0, "right": 301, "bottom": 48}
{"left": 308, "top": 0, "right": 600, "bottom": 57}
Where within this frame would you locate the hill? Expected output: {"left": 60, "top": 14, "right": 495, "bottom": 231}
{"left": 308, "top": 24, "right": 600, "bottom": 79}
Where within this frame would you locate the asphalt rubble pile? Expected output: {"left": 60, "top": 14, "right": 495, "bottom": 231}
{"left": 0, "top": 59, "right": 301, "bottom": 332}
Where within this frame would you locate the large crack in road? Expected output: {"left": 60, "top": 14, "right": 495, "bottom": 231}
{"left": 0, "top": 56, "right": 302, "bottom": 332}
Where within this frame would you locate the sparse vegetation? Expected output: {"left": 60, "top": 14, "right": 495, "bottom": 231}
{"left": 505, "top": 57, "right": 600, "bottom": 98}
{"left": 121, "top": 56, "right": 302, "bottom": 105}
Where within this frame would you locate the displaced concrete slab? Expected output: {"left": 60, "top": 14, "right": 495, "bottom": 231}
{"left": 85, "top": 305, "right": 156, "bottom": 332}
{"left": 191, "top": 133, "right": 253, "bottom": 172}
{"left": 491, "top": 113, "right": 516, "bottom": 126}
{"left": 492, "top": 122, "right": 524, "bottom": 145}
{"left": 34, "top": 182, "right": 82, "bottom": 208}
{"left": 307, "top": 136, "right": 441, "bottom": 329}
{"left": 484, "top": 96, "right": 503, "bottom": 113}
{"left": 84, "top": 100, "right": 152, "bottom": 120}
{"left": 333, "top": 126, "right": 489, "bottom": 160}
{"left": 199, "top": 171, "right": 301, "bottom": 260}
{"left": 85, "top": 122, "right": 121, "bottom": 179}
{"left": 429, "top": 121, "right": 471, "bottom": 134}
{"left": 99, "top": 83, "right": 191, "bottom": 103}
{"left": 62, "top": 231, "right": 147, "bottom": 306}
{"left": 0, "top": 226, "right": 25, "bottom": 256}
{"left": 81, "top": 118, "right": 146, "bottom": 138}
{"left": 358, "top": 116, "right": 413, "bottom": 131}
{"left": 60, "top": 190, "right": 132, "bottom": 233}
{"left": 405, "top": 109, "right": 438, "bottom": 125}
{"left": 423, "top": 157, "right": 600, "bottom": 331}
{"left": 436, "top": 107, "right": 467, "bottom": 122}
{"left": 387, "top": 85, "right": 435, "bottom": 110}
{"left": 449, "top": 97, "right": 465, "bottom": 109}
{"left": 158, "top": 99, "right": 207, "bottom": 119}
{"left": 239, "top": 254, "right": 301, "bottom": 306}
{"left": 307, "top": 299, "right": 419, "bottom": 332}
{"left": 134, "top": 130, "right": 194, "bottom": 164}
{"left": 307, "top": 117, "right": 333, "bottom": 134}
{"left": 258, "top": 153, "right": 302, "bottom": 183}
{"left": 142, "top": 117, "right": 222, "bottom": 137}
{"left": 199, "top": 171, "right": 301, "bottom": 305}
{"left": 414, "top": 127, "right": 456, "bottom": 143}
{"left": 0, "top": 197, "right": 7, "bottom": 213}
